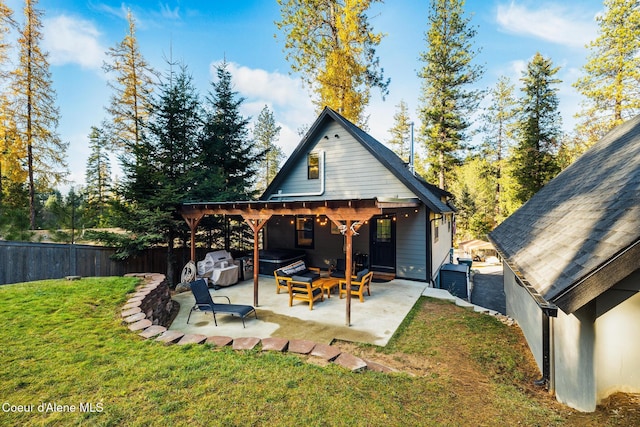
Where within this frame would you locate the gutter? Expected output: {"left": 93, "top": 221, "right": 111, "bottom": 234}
{"left": 268, "top": 151, "right": 325, "bottom": 199}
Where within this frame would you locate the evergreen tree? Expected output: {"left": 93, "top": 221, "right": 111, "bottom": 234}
{"left": 573, "top": 0, "right": 640, "bottom": 153}
{"left": 103, "top": 10, "right": 157, "bottom": 153}
{"left": 276, "top": 0, "right": 389, "bottom": 126}
{"left": 387, "top": 100, "right": 412, "bottom": 163}
{"left": 479, "top": 76, "right": 517, "bottom": 224}
{"left": 12, "top": 0, "right": 68, "bottom": 229}
{"left": 253, "top": 105, "right": 283, "bottom": 194}
{"left": 85, "top": 125, "right": 112, "bottom": 226}
{"left": 193, "top": 61, "right": 263, "bottom": 201}
{"left": 418, "top": 0, "right": 483, "bottom": 190}
{"left": 512, "top": 53, "right": 562, "bottom": 204}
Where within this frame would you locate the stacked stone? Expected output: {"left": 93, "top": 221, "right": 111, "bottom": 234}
{"left": 121, "top": 273, "right": 174, "bottom": 335}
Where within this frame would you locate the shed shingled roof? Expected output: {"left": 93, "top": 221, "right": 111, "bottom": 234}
{"left": 260, "top": 107, "right": 454, "bottom": 214}
{"left": 489, "top": 115, "right": 640, "bottom": 314}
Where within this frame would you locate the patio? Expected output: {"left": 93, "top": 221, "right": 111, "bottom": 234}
{"left": 170, "top": 276, "right": 427, "bottom": 346}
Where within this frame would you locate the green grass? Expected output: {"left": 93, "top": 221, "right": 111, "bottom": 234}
{"left": 0, "top": 278, "right": 583, "bottom": 426}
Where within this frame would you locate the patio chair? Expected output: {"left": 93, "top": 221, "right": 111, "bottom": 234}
{"left": 288, "top": 276, "right": 324, "bottom": 310}
{"left": 339, "top": 269, "right": 374, "bottom": 302}
{"left": 187, "top": 279, "right": 257, "bottom": 327}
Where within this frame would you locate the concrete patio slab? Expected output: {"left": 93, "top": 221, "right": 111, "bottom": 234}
{"left": 169, "top": 276, "right": 426, "bottom": 347}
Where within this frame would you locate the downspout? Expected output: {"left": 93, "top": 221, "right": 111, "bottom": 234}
{"left": 268, "top": 151, "right": 325, "bottom": 199}
{"left": 494, "top": 245, "right": 558, "bottom": 393}
{"left": 534, "top": 308, "right": 556, "bottom": 394}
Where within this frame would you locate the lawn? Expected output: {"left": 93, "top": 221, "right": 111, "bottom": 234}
{"left": 0, "top": 277, "right": 636, "bottom": 426}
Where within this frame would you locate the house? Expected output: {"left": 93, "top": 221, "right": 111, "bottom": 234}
{"left": 489, "top": 116, "right": 640, "bottom": 412}
{"left": 259, "top": 107, "right": 455, "bottom": 283}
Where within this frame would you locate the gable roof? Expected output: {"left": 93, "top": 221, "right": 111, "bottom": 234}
{"left": 261, "top": 107, "right": 453, "bottom": 214}
{"left": 489, "top": 115, "right": 640, "bottom": 314}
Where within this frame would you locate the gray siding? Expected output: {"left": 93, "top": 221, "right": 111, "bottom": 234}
{"left": 396, "top": 207, "right": 427, "bottom": 281}
{"left": 269, "top": 122, "right": 416, "bottom": 200}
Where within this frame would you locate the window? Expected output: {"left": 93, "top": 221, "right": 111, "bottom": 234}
{"left": 307, "top": 152, "right": 319, "bottom": 179}
{"left": 376, "top": 218, "right": 392, "bottom": 243}
{"left": 295, "top": 216, "right": 314, "bottom": 248}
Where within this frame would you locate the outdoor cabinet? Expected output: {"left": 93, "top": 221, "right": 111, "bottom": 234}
{"left": 439, "top": 263, "right": 469, "bottom": 300}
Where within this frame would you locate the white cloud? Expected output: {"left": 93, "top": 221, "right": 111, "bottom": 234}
{"left": 496, "top": 2, "right": 598, "bottom": 48}
{"left": 210, "top": 61, "right": 315, "bottom": 155}
{"left": 44, "top": 15, "right": 106, "bottom": 69}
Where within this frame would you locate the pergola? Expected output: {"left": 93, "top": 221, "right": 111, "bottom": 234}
{"left": 179, "top": 198, "right": 419, "bottom": 325}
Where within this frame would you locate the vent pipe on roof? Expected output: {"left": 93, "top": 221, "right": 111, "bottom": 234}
{"left": 409, "top": 121, "right": 415, "bottom": 176}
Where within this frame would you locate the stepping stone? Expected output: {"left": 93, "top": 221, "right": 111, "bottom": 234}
{"left": 334, "top": 353, "right": 367, "bottom": 372}
{"left": 121, "top": 307, "right": 142, "bottom": 317}
{"left": 310, "top": 343, "right": 342, "bottom": 361}
{"left": 232, "top": 337, "right": 261, "bottom": 351}
{"left": 138, "top": 325, "right": 166, "bottom": 339}
{"left": 288, "top": 339, "right": 316, "bottom": 354}
{"left": 177, "top": 334, "right": 207, "bottom": 345}
{"left": 126, "top": 296, "right": 145, "bottom": 303}
{"left": 261, "top": 337, "right": 289, "bottom": 352}
{"left": 128, "top": 319, "right": 152, "bottom": 332}
{"left": 363, "top": 359, "right": 398, "bottom": 373}
{"left": 123, "top": 312, "right": 146, "bottom": 323}
{"left": 134, "top": 289, "right": 152, "bottom": 297}
{"left": 206, "top": 336, "right": 233, "bottom": 347}
{"left": 156, "top": 330, "right": 185, "bottom": 344}
{"left": 121, "top": 300, "right": 142, "bottom": 310}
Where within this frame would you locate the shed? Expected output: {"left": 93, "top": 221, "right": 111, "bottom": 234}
{"left": 489, "top": 115, "right": 640, "bottom": 412}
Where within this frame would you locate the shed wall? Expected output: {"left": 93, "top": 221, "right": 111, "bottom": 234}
{"left": 594, "top": 270, "right": 640, "bottom": 401}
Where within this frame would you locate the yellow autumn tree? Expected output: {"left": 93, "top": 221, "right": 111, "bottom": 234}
{"left": 11, "top": 0, "right": 68, "bottom": 229}
{"left": 276, "top": 0, "right": 388, "bottom": 127}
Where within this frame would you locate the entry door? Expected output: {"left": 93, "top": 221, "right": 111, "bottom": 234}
{"left": 370, "top": 215, "right": 396, "bottom": 273}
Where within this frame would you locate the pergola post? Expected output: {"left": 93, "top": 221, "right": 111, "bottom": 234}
{"left": 183, "top": 213, "right": 205, "bottom": 262}
{"left": 327, "top": 216, "right": 367, "bottom": 326}
{"left": 244, "top": 216, "right": 271, "bottom": 307}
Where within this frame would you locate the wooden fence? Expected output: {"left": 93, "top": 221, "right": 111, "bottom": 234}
{"left": 0, "top": 241, "right": 195, "bottom": 286}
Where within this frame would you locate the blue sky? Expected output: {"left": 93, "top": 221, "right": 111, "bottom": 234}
{"left": 5, "top": 0, "right": 604, "bottom": 190}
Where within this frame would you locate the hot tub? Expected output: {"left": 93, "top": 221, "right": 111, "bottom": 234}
{"left": 258, "top": 249, "right": 307, "bottom": 276}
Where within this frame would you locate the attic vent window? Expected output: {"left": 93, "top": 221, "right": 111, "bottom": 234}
{"left": 307, "top": 152, "right": 319, "bottom": 179}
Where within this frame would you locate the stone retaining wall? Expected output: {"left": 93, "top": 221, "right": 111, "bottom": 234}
{"left": 120, "top": 273, "right": 397, "bottom": 373}
{"left": 121, "top": 273, "right": 174, "bottom": 329}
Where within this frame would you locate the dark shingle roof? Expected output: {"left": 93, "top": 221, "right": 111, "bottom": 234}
{"left": 261, "top": 107, "right": 453, "bottom": 214}
{"left": 489, "top": 115, "right": 640, "bottom": 313}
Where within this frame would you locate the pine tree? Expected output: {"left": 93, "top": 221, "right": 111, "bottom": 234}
{"left": 479, "top": 76, "right": 517, "bottom": 224}
{"left": 85, "top": 125, "right": 112, "bottom": 226}
{"left": 573, "top": 0, "right": 640, "bottom": 153}
{"left": 103, "top": 10, "right": 157, "bottom": 154}
{"left": 418, "top": 0, "right": 483, "bottom": 190}
{"left": 387, "top": 100, "right": 412, "bottom": 163}
{"left": 512, "top": 53, "right": 562, "bottom": 204}
{"left": 253, "top": 105, "right": 283, "bottom": 193}
{"left": 276, "top": 0, "right": 389, "bottom": 126}
{"left": 194, "top": 61, "right": 263, "bottom": 201}
{"left": 12, "top": 0, "right": 68, "bottom": 229}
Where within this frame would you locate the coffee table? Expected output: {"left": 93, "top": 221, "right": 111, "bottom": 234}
{"left": 316, "top": 277, "right": 340, "bottom": 298}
